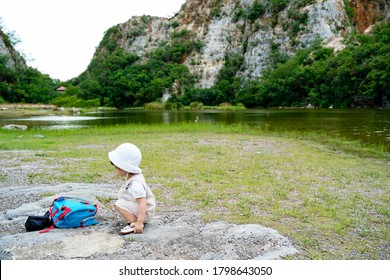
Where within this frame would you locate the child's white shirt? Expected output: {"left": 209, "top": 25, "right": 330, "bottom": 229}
{"left": 127, "top": 180, "right": 146, "bottom": 199}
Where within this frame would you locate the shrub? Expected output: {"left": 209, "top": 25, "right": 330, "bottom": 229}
{"left": 189, "top": 102, "right": 204, "bottom": 110}
{"left": 144, "top": 102, "right": 163, "bottom": 110}
{"left": 163, "top": 102, "right": 184, "bottom": 110}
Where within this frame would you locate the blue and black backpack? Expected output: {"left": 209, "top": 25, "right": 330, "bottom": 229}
{"left": 40, "top": 196, "right": 98, "bottom": 233}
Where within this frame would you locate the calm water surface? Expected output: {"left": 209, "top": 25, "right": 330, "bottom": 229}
{"left": 1, "top": 109, "right": 389, "bottom": 151}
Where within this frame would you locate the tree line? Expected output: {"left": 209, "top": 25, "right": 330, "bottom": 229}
{"left": 1, "top": 22, "right": 389, "bottom": 109}
{"left": 0, "top": 28, "right": 57, "bottom": 104}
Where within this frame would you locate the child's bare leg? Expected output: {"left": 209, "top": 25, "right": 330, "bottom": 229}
{"left": 115, "top": 205, "right": 137, "bottom": 224}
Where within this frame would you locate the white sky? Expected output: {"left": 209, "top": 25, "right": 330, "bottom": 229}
{"left": 0, "top": 0, "right": 186, "bottom": 81}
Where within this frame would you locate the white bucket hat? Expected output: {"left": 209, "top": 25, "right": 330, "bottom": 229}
{"left": 108, "top": 143, "right": 142, "bottom": 173}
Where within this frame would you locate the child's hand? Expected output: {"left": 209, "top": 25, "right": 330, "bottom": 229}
{"left": 133, "top": 221, "right": 144, "bottom": 234}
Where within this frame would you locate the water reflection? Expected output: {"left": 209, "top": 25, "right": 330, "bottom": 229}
{"left": 1, "top": 109, "right": 389, "bottom": 150}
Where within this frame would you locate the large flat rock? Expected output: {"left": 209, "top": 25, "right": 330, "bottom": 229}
{"left": 0, "top": 183, "right": 297, "bottom": 260}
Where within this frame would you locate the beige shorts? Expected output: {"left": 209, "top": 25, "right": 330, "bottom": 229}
{"left": 115, "top": 199, "right": 153, "bottom": 223}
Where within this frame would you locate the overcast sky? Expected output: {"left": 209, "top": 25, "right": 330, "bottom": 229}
{"left": 0, "top": 0, "right": 186, "bottom": 81}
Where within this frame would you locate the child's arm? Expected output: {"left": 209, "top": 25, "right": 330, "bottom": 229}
{"left": 134, "top": 197, "right": 147, "bottom": 233}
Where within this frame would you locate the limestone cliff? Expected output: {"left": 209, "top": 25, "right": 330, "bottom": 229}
{"left": 0, "top": 29, "right": 26, "bottom": 69}
{"left": 95, "top": 0, "right": 389, "bottom": 88}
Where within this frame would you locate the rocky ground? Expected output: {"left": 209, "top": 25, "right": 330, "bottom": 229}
{"left": 0, "top": 150, "right": 298, "bottom": 260}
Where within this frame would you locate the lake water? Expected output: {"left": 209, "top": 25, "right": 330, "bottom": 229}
{"left": 1, "top": 109, "right": 389, "bottom": 151}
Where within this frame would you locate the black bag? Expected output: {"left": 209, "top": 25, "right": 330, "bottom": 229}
{"left": 25, "top": 211, "right": 53, "bottom": 232}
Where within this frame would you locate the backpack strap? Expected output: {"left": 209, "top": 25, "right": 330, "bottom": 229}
{"left": 39, "top": 224, "right": 55, "bottom": 233}
{"left": 81, "top": 216, "right": 98, "bottom": 228}
{"left": 52, "top": 206, "right": 71, "bottom": 224}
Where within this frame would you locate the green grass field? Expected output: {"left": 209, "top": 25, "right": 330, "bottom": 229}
{"left": 1, "top": 122, "right": 389, "bottom": 259}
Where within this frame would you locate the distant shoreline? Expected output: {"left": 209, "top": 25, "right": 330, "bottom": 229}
{"left": 0, "top": 103, "right": 56, "bottom": 109}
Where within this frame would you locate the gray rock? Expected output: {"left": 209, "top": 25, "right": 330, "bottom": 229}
{"left": 0, "top": 183, "right": 298, "bottom": 260}
{"left": 2, "top": 124, "right": 28, "bottom": 130}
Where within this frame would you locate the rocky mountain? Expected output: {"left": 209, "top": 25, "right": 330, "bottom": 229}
{"left": 93, "top": 0, "right": 389, "bottom": 89}
{"left": 0, "top": 29, "right": 26, "bottom": 69}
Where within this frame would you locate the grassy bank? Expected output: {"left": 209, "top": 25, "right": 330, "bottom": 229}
{"left": 0, "top": 123, "right": 389, "bottom": 259}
